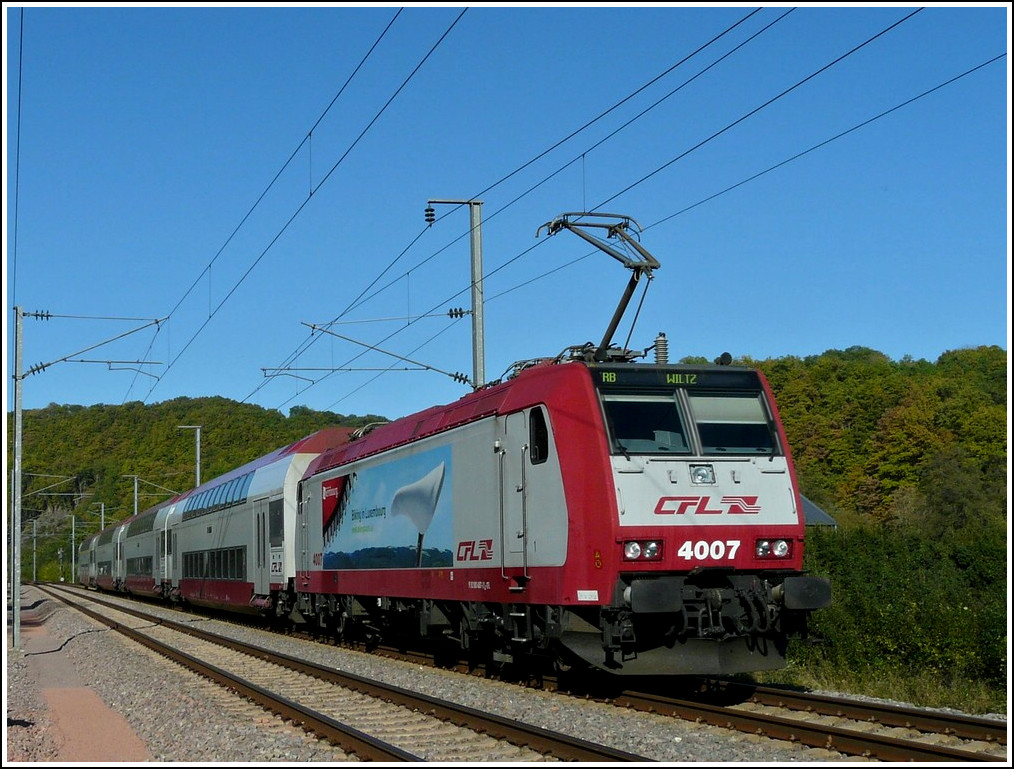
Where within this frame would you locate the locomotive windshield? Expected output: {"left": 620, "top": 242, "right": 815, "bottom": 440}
{"left": 687, "top": 392, "right": 777, "bottom": 455}
{"left": 601, "top": 394, "right": 690, "bottom": 454}
{"left": 600, "top": 389, "right": 779, "bottom": 456}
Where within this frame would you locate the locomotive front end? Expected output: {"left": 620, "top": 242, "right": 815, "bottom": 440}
{"left": 561, "top": 362, "right": 831, "bottom": 676}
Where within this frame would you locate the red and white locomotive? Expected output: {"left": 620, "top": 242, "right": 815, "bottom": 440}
{"left": 79, "top": 213, "right": 830, "bottom": 677}
{"left": 293, "top": 351, "right": 830, "bottom": 675}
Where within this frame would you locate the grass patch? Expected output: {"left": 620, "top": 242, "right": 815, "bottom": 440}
{"left": 754, "top": 660, "right": 1008, "bottom": 717}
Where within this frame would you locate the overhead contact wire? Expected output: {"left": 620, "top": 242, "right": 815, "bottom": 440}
{"left": 318, "top": 7, "right": 985, "bottom": 412}
{"left": 261, "top": 8, "right": 775, "bottom": 408}
{"left": 133, "top": 8, "right": 411, "bottom": 403}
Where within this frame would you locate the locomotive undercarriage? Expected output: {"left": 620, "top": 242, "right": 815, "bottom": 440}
{"left": 293, "top": 590, "right": 572, "bottom": 674}
{"left": 560, "top": 571, "right": 830, "bottom": 675}
{"left": 288, "top": 570, "right": 828, "bottom": 677}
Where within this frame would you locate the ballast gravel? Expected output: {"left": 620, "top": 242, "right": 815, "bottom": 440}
{"left": 2, "top": 587, "right": 963, "bottom": 763}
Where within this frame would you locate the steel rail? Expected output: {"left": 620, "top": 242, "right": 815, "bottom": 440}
{"left": 146, "top": 611, "right": 652, "bottom": 762}
{"left": 50, "top": 584, "right": 1005, "bottom": 763}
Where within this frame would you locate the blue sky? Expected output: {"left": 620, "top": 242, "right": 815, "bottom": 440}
{"left": 5, "top": 3, "right": 1010, "bottom": 421}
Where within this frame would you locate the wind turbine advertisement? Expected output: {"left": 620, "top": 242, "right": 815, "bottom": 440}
{"left": 320, "top": 445, "right": 453, "bottom": 569}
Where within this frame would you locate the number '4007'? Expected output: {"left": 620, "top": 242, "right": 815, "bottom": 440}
{"left": 677, "top": 540, "right": 740, "bottom": 560}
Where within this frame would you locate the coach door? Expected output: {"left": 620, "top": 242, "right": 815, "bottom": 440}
{"left": 253, "top": 498, "right": 271, "bottom": 594}
{"left": 296, "top": 486, "right": 310, "bottom": 583}
{"left": 114, "top": 526, "right": 127, "bottom": 589}
{"left": 158, "top": 528, "right": 170, "bottom": 583}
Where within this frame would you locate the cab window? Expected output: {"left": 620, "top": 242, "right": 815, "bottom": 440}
{"left": 529, "top": 407, "right": 550, "bottom": 465}
{"left": 601, "top": 393, "right": 690, "bottom": 454}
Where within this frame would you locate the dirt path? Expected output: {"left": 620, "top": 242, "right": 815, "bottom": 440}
{"left": 12, "top": 602, "right": 153, "bottom": 762}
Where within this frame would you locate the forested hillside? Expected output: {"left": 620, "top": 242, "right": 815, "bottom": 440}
{"left": 8, "top": 396, "right": 386, "bottom": 524}
{"left": 754, "top": 345, "right": 1006, "bottom": 529}
{"left": 7, "top": 345, "right": 1007, "bottom": 708}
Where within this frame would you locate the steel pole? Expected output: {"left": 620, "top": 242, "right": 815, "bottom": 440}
{"left": 178, "top": 426, "right": 201, "bottom": 488}
{"left": 426, "top": 199, "right": 485, "bottom": 388}
{"left": 12, "top": 306, "right": 23, "bottom": 649}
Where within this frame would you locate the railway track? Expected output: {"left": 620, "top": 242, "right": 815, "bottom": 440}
{"left": 45, "top": 584, "right": 1008, "bottom": 763}
{"left": 341, "top": 625, "right": 1009, "bottom": 762}
{"left": 705, "top": 679, "right": 1006, "bottom": 749}
{"left": 372, "top": 647, "right": 1008, "bottom": 763}
{"left": 40, "top": 585, "right": 650, "bottom": 762}
{"left": 602, "top": 686, "right": 1007, "bottom": 763}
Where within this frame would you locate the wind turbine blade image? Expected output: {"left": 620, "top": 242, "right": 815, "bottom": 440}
{"left": 391, "top": 462, "right": 446, "bottom": 535}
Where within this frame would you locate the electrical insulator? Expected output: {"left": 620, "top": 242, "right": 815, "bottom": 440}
{"left": 425, "top": 206, "right": 435, "bottom": 225}
{"left": 654, "top": 332, "right": 669, "bottom": 365}
{"left": 448, "top": 307, "right": 465, "bottom": 319}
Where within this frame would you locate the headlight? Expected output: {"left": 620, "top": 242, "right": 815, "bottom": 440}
{"left": 690, "top": 464, "right": 715, "bottom": 484}
{"left": 756, "top": 539, "right": 791, "bottom": 559}
{"left": 623, "top": 540, "right": 663, "bottom": 561}
{"left": 624, "top": 541, "right": 642, "bottom": 560}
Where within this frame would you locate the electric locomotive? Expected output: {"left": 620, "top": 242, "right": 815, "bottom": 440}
{"left": 291, "top": 213, "right": 831, "bottom": 675}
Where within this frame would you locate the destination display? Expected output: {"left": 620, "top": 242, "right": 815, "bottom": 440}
{"left": 588, "top": 364, "right": 761, "bottom": 390}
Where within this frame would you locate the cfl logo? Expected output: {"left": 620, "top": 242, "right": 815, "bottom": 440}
{"left": 654, "top": 495, "right": 761, "bottom": 515}
{"left": 457, "top": 539, "right": 494, "bottom": 561}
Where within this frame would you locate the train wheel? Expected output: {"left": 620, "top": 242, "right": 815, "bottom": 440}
{"left": 459, "top": 620, "right": 487, "bottom": 673}
{"left": 551, "top": 654, "right": 579, "bottom": 691}
{"left": 432, "top": 630, "right": 461, "bottom": 669}
{"left": 331, "top": 609, "right": 346, "bottom": 645}
{"left": 312, "top": 609, "right": 329, "bottom": 643}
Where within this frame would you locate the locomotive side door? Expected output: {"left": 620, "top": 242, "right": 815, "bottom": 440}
{"left": 496, "top": 405, "right": 566, "bottom": 585}
{"left": 296, "top": 484, "right": 312, "bottom": 586}
{"left": 498, "top": 409, "right": 555, "bottom": 584}
{"left": 498, "top": 411, "right": 529, "bottom": 577}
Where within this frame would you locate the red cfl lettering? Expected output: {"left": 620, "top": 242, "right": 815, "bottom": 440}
{"left": 456, "top": 539, "right": 494, "bottom": 561}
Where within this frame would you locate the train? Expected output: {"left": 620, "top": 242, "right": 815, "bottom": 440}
{"left": 77, "top": 213, "right": 831, "bottom": 677}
